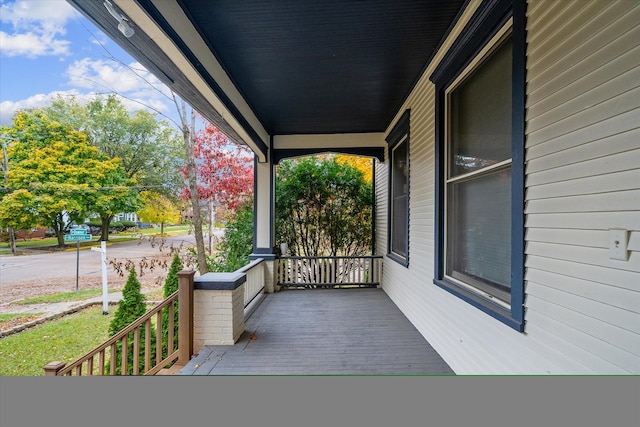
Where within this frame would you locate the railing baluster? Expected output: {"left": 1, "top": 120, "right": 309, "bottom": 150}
{"left": 145, "top": 320, "right": 151, "bottom": 372}
{"left": 99, "top": 351, "right": 105, "bottom": 376}
{"left": 156, "top": 311, "right": 162, "bottom": 367}
{"left": 133, "top": 327, "right": 140, "bottom": 375}
{"left": 110, "top": 343, "right": 116, "bottom": 375}
{"left": 121, "top": 334, "right": 128, "bottom": 375}
{"left": 168, "top": 303, "right": 175, "bottom": 354}
{"left": 87, "top": 356, "right": 93, "bottom": 376}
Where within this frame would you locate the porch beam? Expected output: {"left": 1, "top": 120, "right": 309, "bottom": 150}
{"left": 273, "top": 133, "right": 385, "bottom": 163}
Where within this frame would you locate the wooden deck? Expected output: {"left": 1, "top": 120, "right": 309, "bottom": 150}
{"left": 179, "top": 288, "right": 454, "bottom": 375}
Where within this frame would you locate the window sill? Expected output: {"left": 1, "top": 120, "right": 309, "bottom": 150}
{"left": 387, "top": 252, "right": 409, "bottom": 268}
{"left": 433, "top": 277, "right": 524, "bottom": 332}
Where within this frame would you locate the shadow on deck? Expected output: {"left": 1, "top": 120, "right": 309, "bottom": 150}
{"left": 179, "top": 288, "right": 454, "bottom": 375}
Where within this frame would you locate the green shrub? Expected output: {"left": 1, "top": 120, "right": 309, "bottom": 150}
{"left": 120, "top": 220, "right": 137, "bottom": 229}
{"left": 110, "top": 221, "right": 124, "bottom": 231}
{"left": 106, "top": 268, "right": 154, "bottom": 374}
{"left": 207, "top": 199, "right": 253, "bottom": 272}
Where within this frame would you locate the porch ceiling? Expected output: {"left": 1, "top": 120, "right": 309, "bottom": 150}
{"left": 69, "top": 0, "right": 465, "bottom": 153}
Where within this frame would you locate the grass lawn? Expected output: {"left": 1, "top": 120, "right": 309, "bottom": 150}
{"left": 16, "top": 289, "right": 118, "bottom": 305}
{"left": 134, "top": 224, "right": 193, "bottom": 236}
{"left": 0, "top": 313, "right": 43, "bottom": 324}
{"left": 0, "top": 313, "right": 30, "bottom": 322}
{"left": 143, "top": 287, "right": 166, "bottom": 301}
{"left": 0, "top": 306, "right": 114, "bottom": 376}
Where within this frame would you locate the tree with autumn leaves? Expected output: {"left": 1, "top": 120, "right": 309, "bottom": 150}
{"left": 0, "top": 110, "right": 137, "bottom": 247}
{"left": 181, "top": 122, "right": 253, "bottom": 211}
{"left": 179, "top": 121, "right": 254, "bottom": 270}
{"left": 136, "top": 191, "right": 181, "bottom": 235}
{"left": 44, "top": 95, "right": 185, "bottom": 241}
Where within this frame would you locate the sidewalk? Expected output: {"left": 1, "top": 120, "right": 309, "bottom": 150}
{"left": 0, "top": 289, "right": 159, "bottom": 339}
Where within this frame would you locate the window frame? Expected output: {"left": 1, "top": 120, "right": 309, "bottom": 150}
{"left": 386, "top": 109, "right": 411, "bottom": 267}
{"left": 430, "top": 0, "right": 526, "bottom": 331}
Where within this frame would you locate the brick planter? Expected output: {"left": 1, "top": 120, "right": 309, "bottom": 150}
{"left": 193, "top": 272, "right": 246, "bottom": 349}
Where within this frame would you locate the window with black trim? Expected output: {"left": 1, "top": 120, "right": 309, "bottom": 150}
{"left": 387, "top": 110, "right": 410, "bottom": 266}
{"left": 430, "top": 0, "right": 525, "bottom": 331}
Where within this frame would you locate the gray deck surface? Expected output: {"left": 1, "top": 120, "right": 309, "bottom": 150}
{"left": 179, "top": 288, "right": 454, "bottom": 375}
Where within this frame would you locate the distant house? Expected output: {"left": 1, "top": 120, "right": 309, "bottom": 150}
{"left": 114, "top": 212, "right": 139, "bottom": 223}
{"left": 14, "top": 227, "right": 49, "bottom": 240}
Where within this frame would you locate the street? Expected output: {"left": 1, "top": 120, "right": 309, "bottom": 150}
{"left": 0, "top": 234, "right": 196, "bottom": 285}
{"left": 0, "top": 233, "right": 217, "bottom": 305}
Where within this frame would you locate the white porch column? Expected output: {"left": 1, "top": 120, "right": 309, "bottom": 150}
{"left": 250, "top": 157, "right": 278, "bottom": 292}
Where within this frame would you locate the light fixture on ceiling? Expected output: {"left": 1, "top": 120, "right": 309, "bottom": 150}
{"left": 104, "top": 1, "right": 134, "bottom": 38}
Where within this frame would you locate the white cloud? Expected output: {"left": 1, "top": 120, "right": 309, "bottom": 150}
{"left": 1, "top": 57, "right": 178, "bottom": 126}
{"left": 0, "top": 0, "right": 77, "bottom": 26}
{"left": 0, "top": 0, "right": 77, "bottom": 57}
{"left": 65, "top": 58, "right": 174, "bottom": 111}
{"left": 0, "top": 89, "right": 177, "bottom": 127}
{"left": 66, "top": 58, "right": 160, "bottom": 93}
{"left": 0, "top": 30, "right": 70, "bottom": 57}
{"left": 0, "top": 90, "right": 85, "bottom": 125}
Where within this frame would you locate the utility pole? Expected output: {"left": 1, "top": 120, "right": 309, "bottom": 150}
{"left": 208, "top": 196, "right": 214, "bottom": 254}
{"left": 1, "top": 136, "right": 17, "bottom": 256}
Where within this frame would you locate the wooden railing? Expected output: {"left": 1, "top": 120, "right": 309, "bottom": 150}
{"left": 277, "top": 256, "right": 382, "bottom": 288}
{"left": 238, "top": 258, "right": 265, "bottom": 308}
{"left": 44, "top": 270, "right": 195, "bottom": 376}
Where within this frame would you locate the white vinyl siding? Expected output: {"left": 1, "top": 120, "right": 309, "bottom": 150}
{"left": 524, "top": 0, "right": 640, "bottom": 373}
{"left": 377, "top": 0, "right": 639, "bottom": 374}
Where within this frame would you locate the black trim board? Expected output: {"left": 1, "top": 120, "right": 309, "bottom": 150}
{"left": 249, "top": 248, "right": 277, "bottom": 261}
{"left": 194, "top": 272, "right": 247, "bottom": 290}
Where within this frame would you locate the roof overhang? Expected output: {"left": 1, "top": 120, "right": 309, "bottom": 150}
{"left": 68, "top": 0, "right": 467, "bottom": 163}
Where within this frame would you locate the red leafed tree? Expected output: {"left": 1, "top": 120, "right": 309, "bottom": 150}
{"left": 180, "top": 122, "right": 254, "bottom": 212}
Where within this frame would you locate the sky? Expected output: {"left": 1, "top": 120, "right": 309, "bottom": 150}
{"left": 0, "top": 0, "right": 179, "bottom": 128}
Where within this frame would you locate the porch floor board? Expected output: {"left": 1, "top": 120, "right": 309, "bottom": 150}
{"left": 179, "top": 288, "right": 454, "bottom": 375}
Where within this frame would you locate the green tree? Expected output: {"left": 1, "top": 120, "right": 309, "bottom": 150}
{"left": 208, "top": 199, "right": 254, "bottom": 272}
{"left": 44, "top": 95, "right": 184, "bottom": 241}
{"left": 137, "top": 190, "right": 182, "bottom": 235}
{"left": 84, "top": 95, "right": 184, "bottom": 195}
{"left": 107, "top": 267, "right": 154, "bottom": 375}
{"left": 276, "top": 156, "right": 372, "bottom": 257}
{"left": 0, "top": 111, "right": 133, "bottom": 247}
